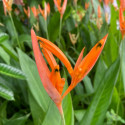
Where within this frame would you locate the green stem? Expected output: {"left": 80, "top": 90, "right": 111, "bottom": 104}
{"left": 59, "top": 17, "right": 62, "bottom": 43}
{"left": 61, "top": 112, "right": 65, "bottom": 125}
{"left": 45, "top": 20, "right": 49, "bottom": 40}
{"left": 9, "top": 13, "right": 21, "bottom": 49}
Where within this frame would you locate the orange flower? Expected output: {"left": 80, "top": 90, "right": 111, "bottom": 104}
{"left": 104, "top": 0, "right": 110, "bottom": 6}
{"left": 120, "top": 0, "right": 125, "bottom": 11}
{"left": 38, "top": 2, "right": 50, "bottom": 20}
{"left": 98, "top": 0, "right": 102, "bottom": 3}
{"left": 31, "top": 29, "right": 108, "bottom": 115}
{"left": 98, "top": 5, "right": 101, "bottom": 18}
{"left": 2, "top": 0, "right": 13, "bottom": 15}
{"left": 85, "top": 2, "right": 89, "bottom": 10}
{"left": 53, "top": 0, "right": 67, "bottom": 18}
{"left": 31, "top": 6, "right": 39, "bottom": 18}
{"left": 119, "top": 6, "right": 125, "bottom": 39}
{"left": 23, "top": 7, "right": 30, "bottom": 18}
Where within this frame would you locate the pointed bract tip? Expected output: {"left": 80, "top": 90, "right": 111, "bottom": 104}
{"left": 102, "top": 34, "right": 108, "bottom": 42}
{"left": 31, "top": 28, "right": 35, "bottom": 35}
{"left": 104, "top": 34, "right": 108, "bottom": 39}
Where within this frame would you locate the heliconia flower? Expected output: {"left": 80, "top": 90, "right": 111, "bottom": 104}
{"left": 98, "top": 0, "right": 102, "bottom": 3}
{"left": 38, "top": 2, "right": 50, "bottom": 20}
{"left": 120, "top": 0, "right": 125, "bottom": 11}
{"left": 31, "top": 29, "right": 108, "bottom": 115}
{"left": 14, "top": 0, "right": 24, "bottom": 5}
{"left": 85, "top": 2, "right": 89, "bottom": 10}
{"left": 53, "top": 0, "right": 67, "bottom": 18}
{"left": 104, "top": 0, "right": 110, "bottom": 6}
{"left": 31, "top": 6, "right": 39, "bottom": 18}
{"left": 98, "top": 5, "right": 101, "bottom": 18}
{"left": 23, "top": 7, "right": 30, "bottom": 18}
{"left": 119, "top": 6, "right": 125, "bottom": 39}
{"left": 2, "top": 0, "right": 13, "bottom": 15}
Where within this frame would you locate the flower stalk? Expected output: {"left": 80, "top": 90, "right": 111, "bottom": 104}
{"left": 9, "top": 13, "right": 21, "bottom": 49}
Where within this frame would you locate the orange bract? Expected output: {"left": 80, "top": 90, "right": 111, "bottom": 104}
{"left": 62, "top": 34, "right": 108, "bottom": 99}
{"left": 31, "top": 6, "right": 39, "bottom": 18}
{"left": 104, "top": 0, "right": 110, "bottom": 6}
{"left": 53, "top": 0, "right": 67, "bottom": 18}
{"left": 38, "top": 2, "right": 50, "bottom": 20}
{"left": 120, "top": 0, "right": 125, "bottom": 11}
{"left": 85, "top": 2, "right": 89, "bottom": 10}
{"left": 119, "top": 6, "right": 125, "bottom": 39}
{"left": 98, "top": 5, "right": 101, "bottom": 18}
{"left": 3, "top": 0, "right": 13, "bottom": 15}
{"left": 31, "top": 29, "right": 64, "bottom": 116}
{"left": 23, "top": 7, "right": 30, "bottom": 18}
{"left": 37, "top": 36, "right": 74, "bottom": 76}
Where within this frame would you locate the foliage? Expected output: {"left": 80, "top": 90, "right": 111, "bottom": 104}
{"left": 0, "top": 0, "right": 124, "bottom": 125}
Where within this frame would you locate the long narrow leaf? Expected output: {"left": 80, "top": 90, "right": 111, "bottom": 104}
{"left": 80, "top": 58, "right": 120, "bottom": 125}
{"left": 0, "top": 63, "right": 25, "bottom": 80}
{"left": 0, "top": 83, "right": 14, "bottom": 100}
{"left": 0, "top": 33, "right": 9, "bottom": 43}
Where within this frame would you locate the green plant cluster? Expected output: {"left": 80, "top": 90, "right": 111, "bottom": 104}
{"left": 0, "top": 0, "right": 124, "bottom": 125}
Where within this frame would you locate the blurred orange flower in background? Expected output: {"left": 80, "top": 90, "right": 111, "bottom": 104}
{"left": 31, "top": 6, "right": 39, "bottom": 18}
{"left": 24, "top": 7, "right": 30, "bottom": 18}
{"left": 53, "top": 0, "right": 67, "bottom": 18}
{"left": 85, "top": 2, "right": 89, "bottom": 10}
{"left": 119, "top": 6, "right": 125, "bottom": 39}
{"left": 38, "top": 2, "right": 50, "bottom": 20}
{"left": 98, "top": 5, "right": 101, "bottom": 18}
{"left": 2, "top": 0, "right": 13, "bottom": 15}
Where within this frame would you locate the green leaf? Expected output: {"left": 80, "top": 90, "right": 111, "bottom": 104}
{"left": 18, "top": 48, "right": 50, "bottom": 124}
{"left": 3, "top": 114, "right": 30, "bottom": 125}
{"left": 0, "top": 83, "right": 14, "bottom": 100}
{"left": 74, "top": 110, "right": 86, "bottom": 122}
{"left": 0, "top": 46, "right": 10, "bottom": 64}
{"left": 62, "top": 71, "right": 74, "bottom": 125}
{"left": 42, "top": 101, "right": 61, "bottom": 125}
{"left": 0, "top": 101, "right": 7, "bottom": 124}
{"left": 1, "top": 42, "right": 19, "bottom": 62}
{"left": 63, "top": 6, "right": 72, "bottom": 22}
{"left": 0, "top": 63, "right": 25, "bottom": 80}
{"left": 83, "top": 76, "right": 94, "bottom": 95}
{"left": 94, "top": 58, "right": 107, "bottom": 90}
{"left": 0, "top": 33, "right": 9, "bottom": 43}
{"left": 48, "top": 12, "right": 60, "bottom": 41}
{"left": 120, "top": 40, "right": 125, "bottom": 92}
{"left": 28, "top": 91, "right": 46, "bottom": 125}
{"left": 80, "top": 58, "right": 120, "bottom": 125}
{"left": 110, "top": 87, "right": 124, "bottom": 117}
